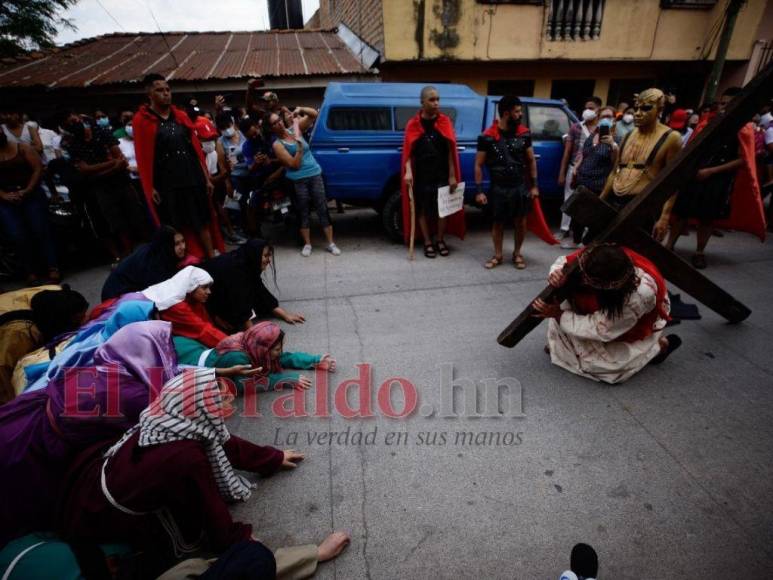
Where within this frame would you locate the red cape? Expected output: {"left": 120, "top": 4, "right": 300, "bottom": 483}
{"left": 132, "top": 104, "right": 224, "bottom": 258}
{"left": 687, "top": 120, "right": 766, "bottom": 241}
{"left": 400, "top": 112, "right": 466, "bottom": 244}
{"left": 482, "top": 122, "right": 558, "bottom": 245}
{"left": 566, "top": 246, "right": 670, "bottom": 343}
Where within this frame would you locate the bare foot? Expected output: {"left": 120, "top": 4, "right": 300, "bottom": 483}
{"left": 317, "top": 531, "right": 351, "bottom": 562}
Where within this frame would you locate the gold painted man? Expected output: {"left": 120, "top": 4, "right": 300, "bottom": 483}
{"left": 599, "top": 88, "right": 683, "bottom": 240}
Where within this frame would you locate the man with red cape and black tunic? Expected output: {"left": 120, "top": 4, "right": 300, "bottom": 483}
{"left": 475, "top": 95, "right": 557, "bottom": 269}
{"left": 401, "top": 86, "right": 465, "bottom": 258}
{"left": 665, "top": 86, "right": 767, "bottom": 268}
{"left": 132, "top": 73, "right": 224, "bottom": 260}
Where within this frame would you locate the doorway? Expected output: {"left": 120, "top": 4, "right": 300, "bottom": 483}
{"left": 550, "top": 79, "right": 596, "bottom": 117}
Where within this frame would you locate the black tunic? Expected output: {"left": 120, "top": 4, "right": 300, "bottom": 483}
{"left": 411, "top": 117, "right": 450, "bottom": 216}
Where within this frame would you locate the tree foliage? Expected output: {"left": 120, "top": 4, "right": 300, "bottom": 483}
{"left": 0, "top": 0, "right": 78, "bottom": 58}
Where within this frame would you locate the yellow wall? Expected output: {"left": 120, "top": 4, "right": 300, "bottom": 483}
{"left": 382, "top": 0, "right": 768, "bottom": 62}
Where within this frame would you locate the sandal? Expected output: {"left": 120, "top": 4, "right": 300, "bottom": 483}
{"left": 513, "top": 254, "right": 526, "bottom": 269}
{"left": 423, "top": 243, "right": 437, "bottom": 259}
{"left": 436, "top": 239, "right": 450, "bottom": 257}
{"left": 651, "top": 334, "right": 682, "bottom": 365}
{"left": 485, "top": 256, "right": 504, "bottom": 269}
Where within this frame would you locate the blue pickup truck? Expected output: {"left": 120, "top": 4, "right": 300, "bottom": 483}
{"left": 310, "top": 82, "right": 578, "bottom": 241}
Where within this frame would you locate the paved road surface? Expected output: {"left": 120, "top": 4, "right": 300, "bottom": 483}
{"left": 46, "top": 208, "right": 773, "bottom": 579}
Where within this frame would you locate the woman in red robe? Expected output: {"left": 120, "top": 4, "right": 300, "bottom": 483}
{"left": 141, "top": 266, "right": 227, "bottom": 347}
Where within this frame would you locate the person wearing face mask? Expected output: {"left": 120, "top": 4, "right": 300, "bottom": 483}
{"left": 475, "top": 95, "right": 556, "bottom": 269}
{"left": 117, "top": 119, "right": 139, "bottom": 181}
{"left": 614, "top": 106, "right": 635, "bottom": 145}
{"left": 557, "top": 96, "right": 602, "bottom": 240}
{"left": 112, "top": 110, "right": 134, "bottom": 140}
{"left": 567, "top": 106, "right": 619, "bottom": 247}
{"left": 196, "top": 117, "right": 245, "bottom": 245}
{"left": 94, "top": 110, "right": 111, "bottom": 132}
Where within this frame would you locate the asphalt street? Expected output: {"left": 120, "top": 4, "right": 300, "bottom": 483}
{"left": 53, "top": 207, "right": 773, "bottom": 579}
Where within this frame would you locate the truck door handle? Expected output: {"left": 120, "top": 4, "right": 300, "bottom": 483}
{"left": 397, "top": 146, "right": 403, "bottom": 152}
{"left": 337, "top": 147, "right": 350, "bottom": 153}
{"left": 457, "top": 146, "right": 466, "bottom": 151}
{"left": 534, "top": 154, "right": 541, "bottom": 159}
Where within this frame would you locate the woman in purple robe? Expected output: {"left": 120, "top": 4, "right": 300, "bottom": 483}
{"left": 0, "top": 320, "right": 179, "bottom": 547}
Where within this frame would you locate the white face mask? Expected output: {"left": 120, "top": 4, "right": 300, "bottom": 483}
{"left": 582, "top": 109, "right": 597, "bottom": 122}
{"left": 125, "top": 125, "right": 134, "bottom": 138}
{"left": 202, "top": 141, "right": 216, "bottom": 154}
{"left": 622, "top": 114, "right": 634, "bottom": 124}
{"left": 223, "top": 127, "right": 235, "bottom": 138}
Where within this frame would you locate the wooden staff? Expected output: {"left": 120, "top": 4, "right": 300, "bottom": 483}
{"left": 408, "top": 182, "right": 416, "bottom": 261}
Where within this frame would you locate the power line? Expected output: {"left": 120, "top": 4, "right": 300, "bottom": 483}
{"left": 94, "top": 0, "right": 126, "bottom": 32}
{"left": 145, "top": 0, "right": 180, "bottom": 69}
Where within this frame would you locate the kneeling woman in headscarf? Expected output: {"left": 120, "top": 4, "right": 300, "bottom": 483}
{"left": 532, "top": 243, "right": 681, "bottom": 384}
{"left": 142, "top": 266, "right": 227, "bottom": 348}
{"left": 174, "top": 321, "right": 335, "bottom": 393}
{"left": 202, "top": 239, "right": 305, "bottom": 333}
{"left": 57, "top": 367, "right": 349, "bottom": 579}
{"left": 101, "top": 225, "right": 197, "bottom": 302}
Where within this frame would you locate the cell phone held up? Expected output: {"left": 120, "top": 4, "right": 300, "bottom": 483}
{"left": 598, "top": 124, "right": 610, "bottom": 138}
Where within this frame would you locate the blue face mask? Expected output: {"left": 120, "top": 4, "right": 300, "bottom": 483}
{"left": 96, "top": 117, "right": 110, "bottom": 128}
{"left": 599, "top": 118, "right": 614, "bottom": 128}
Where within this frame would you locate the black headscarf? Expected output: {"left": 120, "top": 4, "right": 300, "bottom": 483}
{"left": 30, "top": 286, "right": 89, "bottom": 342}
{"left": 202, "top": 239, "right": 278, "bottom": 331}
{"left": 101, "top": 226, "right": 181, "bottom": 301}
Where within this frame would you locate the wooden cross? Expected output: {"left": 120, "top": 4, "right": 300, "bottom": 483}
{"left": 498, "top": 63, "right": 772, "bottom": 348}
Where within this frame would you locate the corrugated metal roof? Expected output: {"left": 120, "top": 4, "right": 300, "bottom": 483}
{"left": 0, "top": 30, "right": 374, "bottom": 89}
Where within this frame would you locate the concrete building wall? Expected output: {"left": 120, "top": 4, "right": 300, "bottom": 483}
{"left": 381, "top": 0, "right": 768, "bottom": 63}
{"left": 317, "top": 0, "right": 385, "bottom": 53}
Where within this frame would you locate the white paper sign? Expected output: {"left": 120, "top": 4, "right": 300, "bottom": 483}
{"left": 437, "top": 181, "right": 465, "bottom": 218}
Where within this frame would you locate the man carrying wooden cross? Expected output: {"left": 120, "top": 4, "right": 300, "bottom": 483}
{"left": 532, "top": 242, "right": 681, "bottom": 384}
{"left": 598, "top": 88, "right": 683, "bottom": 241}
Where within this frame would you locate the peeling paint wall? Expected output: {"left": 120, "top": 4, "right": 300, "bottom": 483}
{"left": 382, "top": 0, "right": 768, "bottom": 62}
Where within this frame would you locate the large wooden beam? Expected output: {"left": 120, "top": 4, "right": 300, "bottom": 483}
{"left": 568, "top": 189, "right": 750, "bottom": 322}
{"left": 497, "top": 63, "right": 771, "bottom": 348}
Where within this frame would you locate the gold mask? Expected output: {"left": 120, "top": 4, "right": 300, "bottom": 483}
{"left": 632, "top": 88, "right": 664, "bottom": 129}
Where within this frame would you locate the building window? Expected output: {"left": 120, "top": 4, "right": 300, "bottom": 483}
{"left": 488, "top": 80, "right": 536, "bottom": 97}
{"left": 327, "top": 107, "right": 392, "bottom": 131}
{"left": 476, "top": 1, "right": 543, "bottom": 4}
{"left": 394, "top": 107, "right": 457, "bottom": 131}
{"left": 660, "top": 0, "right": 718, "bottom": 8}
{"left": 546, "top": 0, "right": 606, "bottom": 41}
{"left": 526, "top": 106, "right": 571, "bottom": 141}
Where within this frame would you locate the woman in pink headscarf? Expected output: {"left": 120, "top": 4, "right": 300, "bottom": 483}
{"left": 173, "top": 321, "right": 335, "bottom": 393}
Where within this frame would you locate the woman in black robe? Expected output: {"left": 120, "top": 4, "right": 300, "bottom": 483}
{"left": 101, "top": 226, "right": 186, "bottom": 301}
{"left": 202, "top": 239, "right": 305, "bottom": 332}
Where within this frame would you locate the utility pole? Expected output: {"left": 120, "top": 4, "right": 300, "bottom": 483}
{"left": 704, "top": 0, "right": 745, "bottom": 104}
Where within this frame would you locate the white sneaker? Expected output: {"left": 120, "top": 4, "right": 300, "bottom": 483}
{"left": 327, "top": 243, "right": 341, "bottom": 256}
{"left": 560, "top": 239, "right": 579, "bottom": 250}
{"left": 301, "top": 244, "right": 312, "bottom": 257}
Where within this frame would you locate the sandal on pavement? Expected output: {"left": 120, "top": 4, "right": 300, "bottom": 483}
{"left": 651, "top": 334, "right": 682, "bottom": 365}
{"left": 513, "top": 254, "right": 526, "bottom": 269}
{"left": 436, "top": 240, "right": 450, "bottom": 257}
{"left": 424, "top": 243, "right": 437, "bottom": 258}
{"left": 485, "top": 256, "right": 504, "bottom": 269}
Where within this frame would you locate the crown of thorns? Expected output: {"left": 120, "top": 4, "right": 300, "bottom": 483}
{"left": 578, "top": 244, "right": 636, "bottom": 290}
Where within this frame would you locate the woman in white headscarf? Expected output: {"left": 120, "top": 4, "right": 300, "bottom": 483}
{"left": 142, "top": 266, "right": 227, "bottom": 347}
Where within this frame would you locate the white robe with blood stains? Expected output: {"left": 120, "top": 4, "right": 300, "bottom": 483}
{"left": 546, "top": 256, "right": 670, "bottom": 384}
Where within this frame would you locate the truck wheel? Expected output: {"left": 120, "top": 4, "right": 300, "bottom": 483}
{"left": 381, "top": 190, "right": 404, "bottom": 243}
